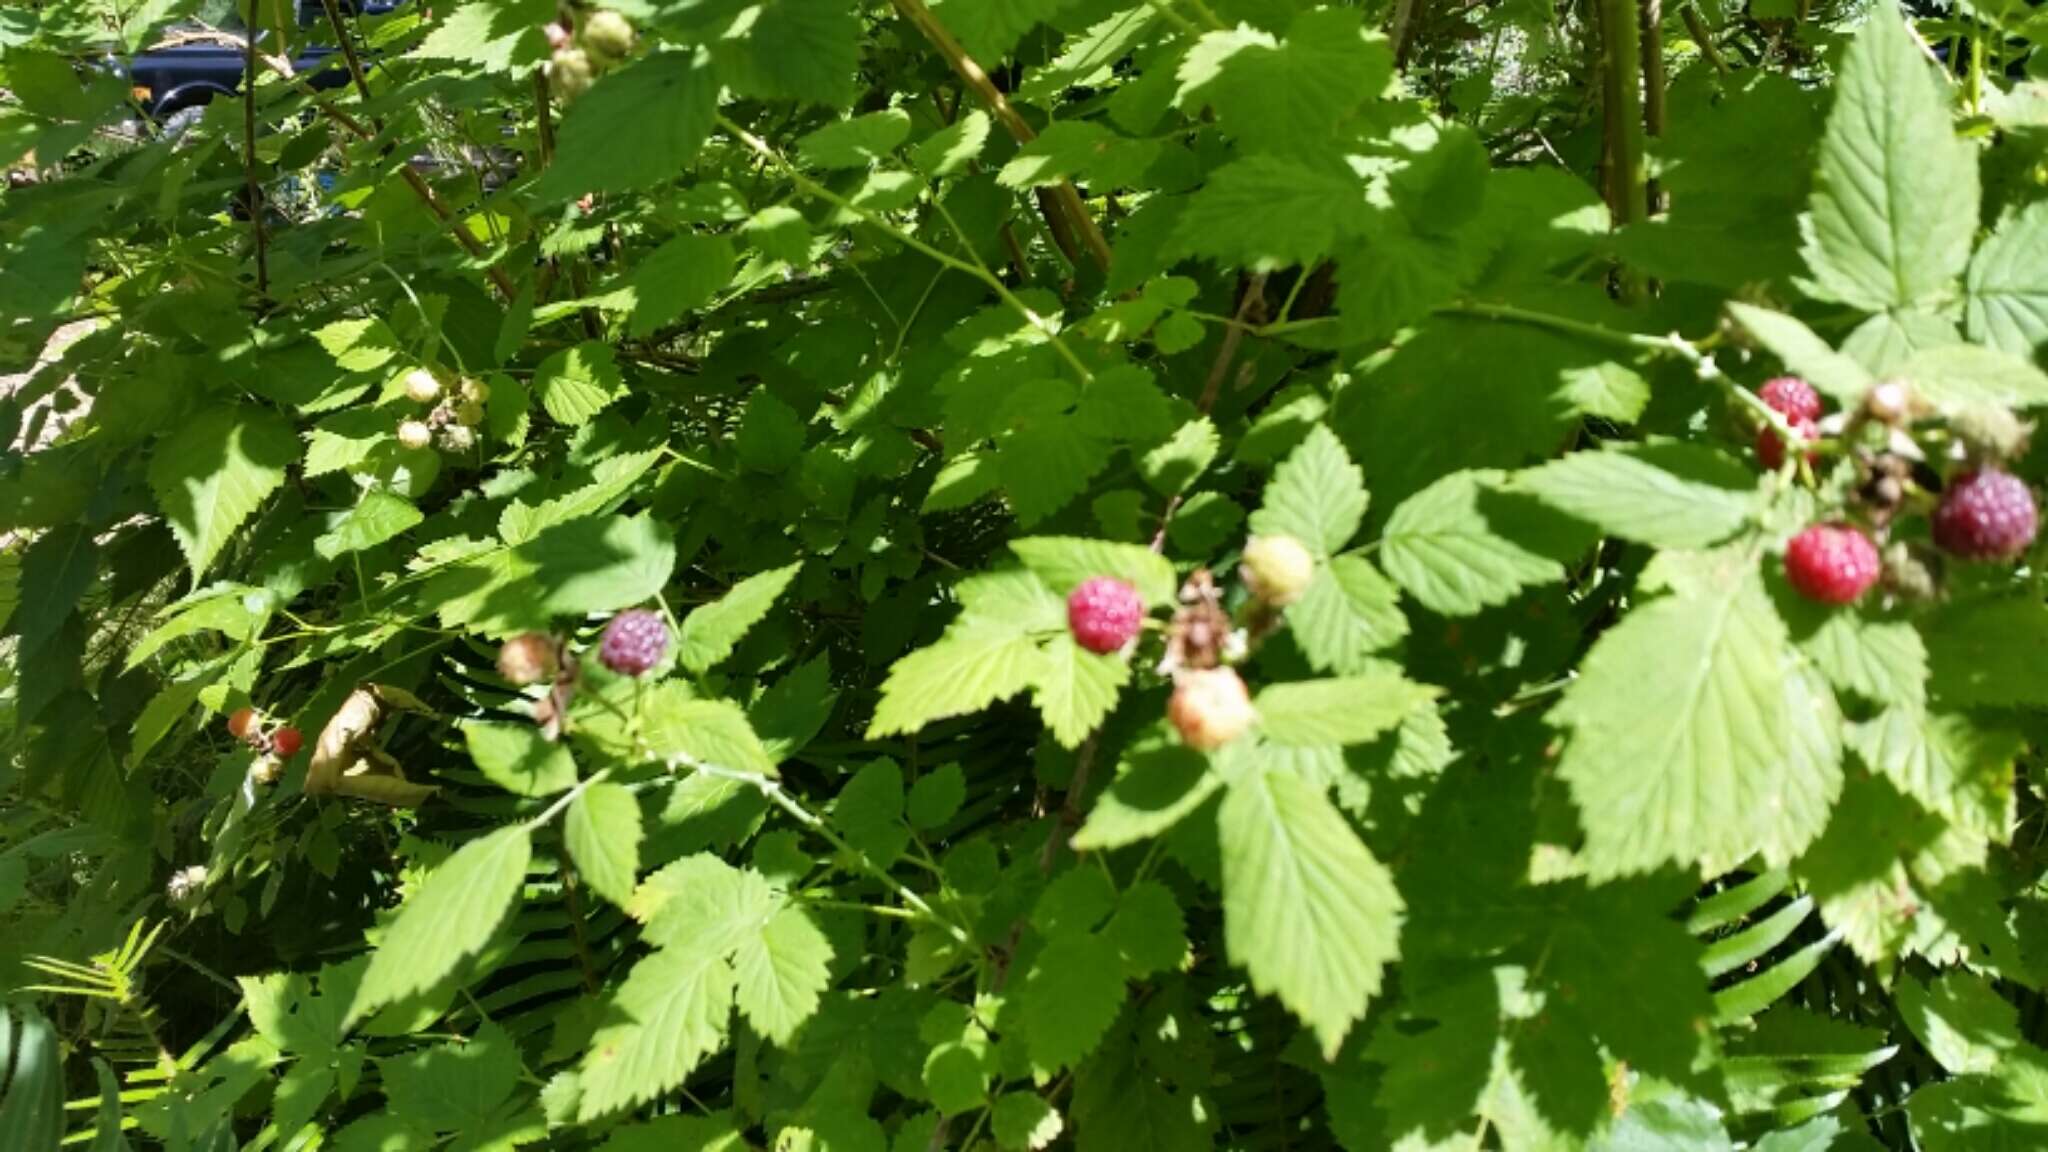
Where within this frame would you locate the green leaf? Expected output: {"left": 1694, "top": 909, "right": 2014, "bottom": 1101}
{"left": 8, "top": 523, "right": 96, "bottom": 655}
{"left": 1512, "top": 442, "right": 1759, "bottom": 550}
{"left": 577, "top": 945, "right": 736, "bottom": 1120}
{"left": 679, "top": 562, "right": 801, "bottom": 673}
{"left": 1010, "top": 536, "right": 1178, "bottom": 606}
{"left": 1899, "top": 343, "right": 2048, "bottom": 413}
{"left": 347, "top": 826, "right": 533, "bottom": 1027}
{"left": 1219, "top": 764, "right": 1403, "bottom": 1059}
{"left": 1965, "top": 202, "right": 2048, "bottom": 358}
{"left": 907, "top": 764, "right": 965, "bottom": 830}
{"left": 631, "top": 854, "right": 779, "bottom": 954}
{"left": 1103, "top": 881, "right": 1186, "bottom": 978}
{"left": 628, "top": 233, "right": 736, "bottom": 339}
{"left": 1071, "top": 742, "right": 1223, "bottom": 851}
{"left": 1176, "top": 155, "right": 1372, "bottom": 271}
{"left": 424, "top": 514, "right": 677, "bottom": 636}
{"left": 1141, "top": 417, "right": 1219, "bottom": 496}
{"left": 598, "top": 1114, "right": 748, "bottom": 1152}
{"left": 1379, "top": 470, "right": 1569, "bottom": 616}
{"left": 382, "top": 1022, "right": 521, "bottom": 1131}
{"left": 315, "top": 491, "right": 423, "bottom": 560}
{"left": 991, "top": 1093, "right": 1064, "bottom": 1151}
{"left": 716, "top": 0, "right": 859, "bottom": 107}
{"left": 869, "top": 571, "right": 1062, "bottom": 738}
{"left": 533, "top": 342, "right": 625, "bottom": 426}
{"left": 1724, "top": 302, "right": 1876, "bottom": 406}
{"left": 799, "top": 109, "right": 912, "bottom": 168}
{"left": 539, "top": 48, "right": 717, "bottom": 198}
{"left": 1849, "top": 707, "right": 2018, "bottom": 837}
{"left": 735, "top": 391, "right": 807, "bottom": 474}
{"left": 927, "top": 0, "right": 1076, "bottom": 60}
{"left": 1033, "top": 632, "right": 1130, "bottom": 748}
{"left": 1897, "top": 971, "right": 2025, "bottom": 1077}
{"left": 1924, "top": 598, "right": 2048, "bottom": 709}
{"left": 417, "top": 0, "right": 550, "bottom": 72}
{"left": 1553, "top": 549, "right": 1844, "bottom": 878}
{"left": 1254, "top": 674, "right": 1436, "bottom": 748}
{"left": 1176, "top": 10, "right": 1391, "bottom": 158}
{"left": 1250, "top": 424, "right": 1367, "bottom": 557}
{"left": 566, "top": 782, "right": 644, "bottom": 909}
{"left": 1285, "top": 553, "right": 1408, "bottom": 674}
{"left": 148, "top": 407, "right": 300, "bottom": 583}
{"left": 314, "top": 318, "right": 404, "bottom": 372}
{"left": 911, "top": 110, "right": 991, "bottom": 177}
{"left": 1799, "top": 5, "right": 1978, "bottom": 312}
{"left": 1022, "top": 931, "right": 1126, "bottom": 1073}
{"left": 833, "top": 760, "right": 909, "bottom": 868}
{"left": 732, "top": 906, "right": 832, "bottom": 1045}
{"left": 462, "top": 721, "right": 578, "bottom": 797}
{"left": 1794, "top": 608, "right": 1927, "bottom": 708}
{"left": 643, "top": 697, "right": 780, "bottom": 777}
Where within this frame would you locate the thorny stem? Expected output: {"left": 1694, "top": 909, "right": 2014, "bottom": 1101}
{"left": 242, "top": 15, "right": 268, "bottom": 299}
{"left": 887, "top": 0, "right": 1111, "bottom": 273}
{"left": 717, "top": 114, "right": 1094, "bottom": 385}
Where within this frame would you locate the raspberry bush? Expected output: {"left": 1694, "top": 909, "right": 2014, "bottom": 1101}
{"left": 6, "top": 2, "right": 2048, "bottom": 1149}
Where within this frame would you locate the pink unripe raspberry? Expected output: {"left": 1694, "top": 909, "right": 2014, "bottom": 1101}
{"left": 1168, "top": 667, "right": 1255, "bottom": 751}
{"left": 1932, "top": 468, "right": 2038, "bottom": 562}
{"left": 1759, "top": 377, "right": 1823, "bottom": 424}
{"left": 1784, "top": 523, "right": 1881, "bottom": 605}
{"left": 1067, "top": 577, "right": 1144, "bottom": 654}
{"left": 599, "top": 609, "right": 670, "bottom": 676}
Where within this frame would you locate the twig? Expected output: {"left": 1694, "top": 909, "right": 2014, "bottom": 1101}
{"left": 1680, "top": 4, "right": 1731, "bottom": 75}
{"left": 887, "top": 0, "right": 1113, "bottom": 274}
{"left": 241, "top": 19, "right": 268, "bottom": 300}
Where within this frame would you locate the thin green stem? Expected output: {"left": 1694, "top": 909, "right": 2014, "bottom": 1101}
{"left": 531, "top": 767, "right": 613, "bottom": 827}
{"left": 716, "top": 113, "right": 1092, "bottom": 385}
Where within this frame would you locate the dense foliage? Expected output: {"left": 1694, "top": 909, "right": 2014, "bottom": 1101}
{"left": 7, "top": 0, "right": 2048, "bottom": 1147}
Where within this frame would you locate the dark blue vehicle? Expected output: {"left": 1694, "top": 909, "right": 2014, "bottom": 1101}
{"left": 121, "top": 0, "right": 402, "bottom": 125}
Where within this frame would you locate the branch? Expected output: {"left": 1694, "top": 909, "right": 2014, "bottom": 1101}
{"left": 887, "top": 0, "right": 1113, "bottom": 275}
{"left": 1679, "top": 4, "right": 1731, "bottom": 76}
{"left": 242, "top": 20, "right": 268, "bottom": 300}
{"left": 1639, "top": 0, "right": 1668, "bottom": 215}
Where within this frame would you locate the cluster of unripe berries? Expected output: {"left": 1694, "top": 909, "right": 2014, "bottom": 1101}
{"left": 226, "top": 706, "right": 302, "bottom": 785}
{"left": 545, "top": 8, "right": 636, "bottom": 102}
{"left": 396, "top": 368, "right": 488, "bottom": 455}
{"left": 1064, "top": 534, "right": 1315, "bottom": 752}
{"left": 1762, "top": 376, "right": 2040, "bottom": 606}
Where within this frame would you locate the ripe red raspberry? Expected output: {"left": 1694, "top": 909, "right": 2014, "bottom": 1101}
{"left": 1759, "top": 377, "right": 1823, "bottom": 424}
{"left": 1756, "top": 418, "right": 1817, "bottom": 471}
{"left": 270, "top": 727, "right": 304, "bottom": 758}
{"left": 1067, "top": 577, "right": 1144, "bottom": 654}
{"left": 227, "top": 707, "right": 258, "bottom": 741}
{"left": 1784, "top": 523, "right": 1881, "bottom": 605}
{"left": 1932, "top": 468, "right": 2038, "bottom": 561}
{"left": 600, "top": 609, "right": 670, "bottom": 676}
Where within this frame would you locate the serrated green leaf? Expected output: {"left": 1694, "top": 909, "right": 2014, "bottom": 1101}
{"left": 732, "top": 906, "right": 832, "bottom": 1045}
{"left": 629, "top": 233, "right": 736, "bottom": 339}
{"left": 463, "top": 721, "right": 578, "bottom": 797}
{"left": 1849, "top": 706, "right": 2018, "bottom": 837}
{"left": 1022, "top": 931, "right": 1126, "bottom": 1073}
{"left": 717, "top": 0, "right": 859, "bottom": 107}
{"left": 567, "top": 781, "right": 643, "bottom": 908}
{"left": 1176, "top": 154, "right": 1373, "bottom": 270}
{"left": 1220, "top": 764, "right": 1402, "bottom": 1059}
{"left": 533, "top": 342, "right": 624, "bottom": 426}
{"left": 1033, "top": 632, "right": 1130, "bottom": 748}
{"left": 1250, "top": 424, "right": 1367, "bottom": 557}
{"left": 347, "top": 826, "right": 532, "bottom": 1027}
{"left": 1965, "top": 202, "right": 2048, "bottom": 358}
{"left": 577, "top": 946, "right": 735, "bottom": 1120}
{"left": 1285, "top": 553, "right": 1408, "bottom": 673}
{"left": 1725, "top": 302, "right": 1876, "bottom": 405}
{"left": 1380, "top": 470, "right": 1567, "bottom": 616}
{"left": 1071, "top": 742, "right": 1222, "bottom": 851}
{"left": 679, "top": 562, "right": 800, "bottom": 673}
{"left": 799, "top": 109, "right": 912, "bottom": 168}
{"left": 1554, "top": 549, "right": 1844, "bottom": 878}
{"left": 1924, "top": 598, "right": 2048, "bottom": 708}
{"left": 1512, "top": 442, "right": 1758, "bottom": 549}
{"left": 315, "top": 491, "right": 423, "bottom": 560}
{"left": 911, "top": 110, "right": 991, "bottom": 177}
{"left": 1254, "top": 674, "right": 1436, "bottom": 748}
{"left": 992, "top": 1093, "right": 1064, "bottom": 1151}
{"left": 1900, "top": 343, "right": 2048, "bottom": 413}
{"left": 1800, "top": 6, "right": 1978, "bottom": 311}
{"left": 149, "top": 407, "right": 299, "bottom": 583}
{"left": 1104, "top": 881, "right": 1185, "bottom": 978}
{"left": 907, "top": 763, "right": 965, "bottom": 830}
{"left": 538, "top": 48, "right": 717, "bottom": 199}
{"left": 833, "top": 760, "right": 909, "bottom": 867}
{"left": 631, "top": 854, "right": 779, "bottom": 954}
{"left": 313, "top": 318, "right": 403, "bottom": 372}
{"left": 644, "top": 697, "right": 780, "bottom": 777}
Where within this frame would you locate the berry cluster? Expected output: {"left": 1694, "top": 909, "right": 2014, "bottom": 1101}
{"left": 546, "top": 9, "right": 636, "bottom": 101}
{"left": 227, "top": 707, "right": 303, "bottom": 785}
{"left": 1767, "top": 376, "right": 2040, "bottom": 606}
{"left": 397, "top": 368, "right": 488, "bottom": 455}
